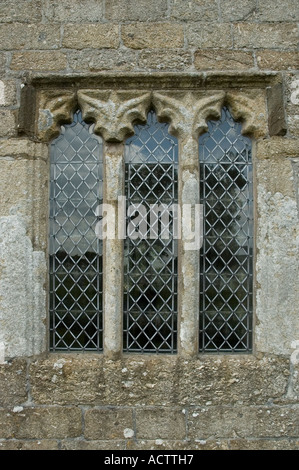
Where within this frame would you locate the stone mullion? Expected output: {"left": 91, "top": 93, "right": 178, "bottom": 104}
{"left": 178, "top": 134, "right": 200, "bottom": 358}
{"left": 102, "top": 142, "right": 125, "bottom": 358}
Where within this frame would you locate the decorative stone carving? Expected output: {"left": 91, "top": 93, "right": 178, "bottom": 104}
{"left": 152, "top": 91, "right": 225, "bottom": 139}
{"left": 35, "top": 86, "right": 268, "bottom": 144}
{"left": 37, "top": 90, "right": 77, "bottom": 142}
{"left": 225, "top": 90, "right": 267, "bottom": 139}
{"left": 77, "top": 90, "right": 151, "bottom": 142}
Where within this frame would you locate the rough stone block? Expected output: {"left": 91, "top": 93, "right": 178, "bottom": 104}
{"left": 122, "top": 23, "right": 184, "bottom": 49}
{"left": 139, "top": 49, "right": 192, "bottom": 71}
{"left": 194, "top": 49, "right": 254, "bottom": 70}
{"left": 257, "top": 51, "right": 299, "bottom": 71}
{"left": 67, "top": 49, "right": 138, "bottom": 72}
{"left": 127, "top": 439, "right": 230, "bottom": 450}
{"left": 0, "top": 214, "right": 47, "bottom": 358}
{"left": 187, "top": 406, "right": 299, "bottom": 439}
{"left": 0, "top": 0, "right": 42, "bottom": 23}
{"left": 0, "top": 139, "right": 46, "bottom": 160}
{"left": 174, "top": 356, "right": 290, "bottom": 406}
{"left": 0, "top": 440, "right": 59, "bottom": 450}
{"left": 0, "top": 53, "right": 6, "bottom": 73}
{"left": 0, "top": 80, "right": 18, "bottom": 106}
{"left": 267, "top": 83, "right": 287, "bottom": 136}
{"left": 233, "top": 23, "right": 298, "bottom": 50}
{"left": 62, "top": 24, "right": 119, "bottom": 50}
{"left": 256, "top": 189, "right": 299, "bottom": 355}
{"left": 257, "top": 0, "right": 299, "bottom": 21}
{"left": 0, "top": 406, "right": 82, "bottom": 439}
{"left": 186, "top": 23, "right": 232, "bottom": 49}
{"left": 0, "top": 157, "right": 48, "bottom": 250}
{"left": 100, "top": 356, "right": 177, "bottom": 407}
{"left": 220, "top": 0, "right": 257, "bottom": 22}
{"left": 29, "top": 354, "right": 292, "bottom": 408}
{"left": 29, "top": 355, "right": 105, "bottom": 405}
{"left": 135, "top": 408, "right": 186, "bottom": 440}
{"left": 0, "top": 24, "right": 61, "bottom": 50}
{"left": 10, "top": 52, "right": 67, "bottom": 72}
{"left": 170, "top": 0, "right": 219, "bottom": 21}
{"left": 284, "top": 73, "right": 299, "bottom": 137}
{"left": 61, "top": 439, "right": 126, "bottom": 450}
{"left": 256, "top": 137, "right": 299, "bottom": 159}
{"left": 0, "top": 359, "right": 27, "bottom": 406}
{"left": 29, "top": 355, "right": 177, "bottom": 407}
{"left": 44, "top": 0, "right": 104, "bottom": 23}
{"left": 256, "top": 157, "right": 295, "bottom": 199}
{"left": 0, "top": 110, "right": 16, "bottom": 137}
{"left": 105, "top": 0, "right": 167, "bottom": 21}
{"left": 84, "top": 408, "right": 134, "bottom": 440}
{"left": 229, "top": 439, "right": 299, "bottom": 450}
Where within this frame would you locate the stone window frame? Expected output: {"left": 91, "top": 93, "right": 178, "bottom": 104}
{"left": 19, "top": 71, "right": 286, "bottom": 359}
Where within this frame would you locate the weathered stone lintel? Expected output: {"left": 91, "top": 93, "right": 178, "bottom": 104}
{"left": 19, "top": 71, "right": 284, "bottom": 142}
{"left": 31, "top": 89, "right": 269, "bottom": 144}
{"left": 27, "top": 71, "right": 281, "bottom": 91}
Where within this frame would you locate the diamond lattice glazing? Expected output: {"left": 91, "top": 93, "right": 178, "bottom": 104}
{"left": 199, "top": 107, "right": 253, "bottom": 352}
{"left": 49, "top": 110, "right": 103, "bottom": 351}
{"left": 124, "top": 110, "right": 178, "bottom": 353}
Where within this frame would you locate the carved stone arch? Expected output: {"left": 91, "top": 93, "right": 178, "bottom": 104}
{"left": 34, "top": 87, "right": 268, "bottom": 144}
{"left": 152, "top": 91, "right": 225, "bottom": 139}
{"left": 36, "top": 89, "right": 78, "bottom": 142}
{"left": 77, "top": 90, "right": 151, "bottom": 142}
{"left": 224, "top": 90, "right": 268, "bottom": 139}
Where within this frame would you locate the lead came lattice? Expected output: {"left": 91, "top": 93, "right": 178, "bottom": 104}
{"left": 124, "top": 111, "right": 178, "bottom": 353}
{"left": 49, "top": 110, "right": 103, "bottom": 351}
{"left": 199, "top": 107, "right": 253, "bottom": 352}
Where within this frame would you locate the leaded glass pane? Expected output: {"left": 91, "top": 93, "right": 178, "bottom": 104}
{"left": 124, "top": 110, "right": 178, "bottom": 353}
{"left": 199, "top": 107, "right": 253, "bottom": 352}
{"left": 49, "top": 110, "right": 103, "bottom": 351}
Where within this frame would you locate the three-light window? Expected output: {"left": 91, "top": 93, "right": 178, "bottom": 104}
{"left": 49, "top": 106, "right": 253, "bottom": 354}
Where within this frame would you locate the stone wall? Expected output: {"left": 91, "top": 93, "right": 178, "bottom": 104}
{"left": 0, "top": 0, "right": 298, "bottom": 451}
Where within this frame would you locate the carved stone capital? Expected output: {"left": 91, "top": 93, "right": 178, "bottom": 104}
{"left": 77, "top": 90, "right": 151, "bottom": 142}
{"left": 152, "top": 91, "right": 225, "bottom": 140}
{"left": 225, "top": 90, "right": 267, "bottom": 139}
{"left": 37, "top": 90, "right": 77, "bottom": 142}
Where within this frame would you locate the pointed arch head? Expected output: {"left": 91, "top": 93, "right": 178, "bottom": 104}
{"left": 224, "top": 90, "right": 268, "bottom": 139}
{"left": 37, "top": 90, "right": 78, "bottom": 143}
{"left": 152, "top": 91, "right": 226, "bottom": 140}
{"left": 77, "top": 90, "right": 151, "bottom": 142}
